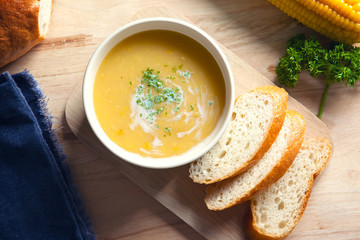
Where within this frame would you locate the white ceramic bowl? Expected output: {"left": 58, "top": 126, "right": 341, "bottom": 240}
{"left": 83, "top": 17, "right": 234, "bottom": 169}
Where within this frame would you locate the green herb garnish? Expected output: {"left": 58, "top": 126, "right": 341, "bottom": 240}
{"left": 164, "top": 127, "right": 172, "bottom": 136}
{"left": 276, "top": 34, "right": 360, "bottom": 118}
{"left": 190, "top": 105, "right": 194, "bottom": 111}
{"left": 183, "top": 71, "right": 191, "bottom": 78}
{"left": 154, "top": 94, "right": 164, "bottom": 103}
{"left": 141, "top": 68, "right": 163, "bottom": 91}
{"left": 164, "top": 88, "right": 181, "bottom": 102}
{"left": 143, "top": 93, "right": 154, "bottom": 109}
{"left": 156, "top": 107, "right": 165, "bottom": 115}
{"left": 134, "top": 67, "right": 185, "bottom": 125}
{"left": 137, "top": 85, "right": 144, "bottom": 94}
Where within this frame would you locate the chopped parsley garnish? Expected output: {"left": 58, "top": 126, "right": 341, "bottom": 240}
{"left": 183, "top": 71, "right": 191, "bottom": 78}
{"left": 178, "top": 70, "right": 192, "bottom": 79}
{"left": 154, "top": 94, "right": 164, "bottom": 103}
{"left": 137, "top": 85, "right": 144, "bottom": 94}
{"left": 165, "top": 127, "right": 172, "bottom": 136}
{"left": 141, "top": 68, "right": 163, "bottom": 91}
{"left": 164, "top": 88, "right": 181, "bottom": 102}
{"left": 133, "top": 66, "right": 195, "bottom": 130}
{"left": 208, "top": 100, "right": 213, "bottom": 106}
{"left": 156, "top": 107, "right": 165, "bottom": 115}
{"left": 143, "top": 93, "right": 154, "bottom": 109}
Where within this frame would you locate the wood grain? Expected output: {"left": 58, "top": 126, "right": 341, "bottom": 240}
{"left": 65, "top": 7, "right": 335, "bottom": 240}
{"left": 1, "top": 0, "right": 360, "bottom": 239}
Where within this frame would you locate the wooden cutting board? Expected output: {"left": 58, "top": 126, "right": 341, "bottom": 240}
{"left": 66, "top": 7, "right": 332, "bottom": 240}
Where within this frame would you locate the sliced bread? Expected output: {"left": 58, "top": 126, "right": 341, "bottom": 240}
{"left": 246, "top": 138, "right": 332, "bottom": 240}
{"left": 189, "top": 85, "right": 288, "bottom": 184}
{"left": 204, "top": 110, "right": 305, "bottom": 210}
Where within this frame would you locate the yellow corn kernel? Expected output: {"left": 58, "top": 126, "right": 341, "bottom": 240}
{"left": 268, "top": 0, "right": 360, "bottom": 44}
{"left": 345, "top": 0, "right": 360, "bottom": 5}
{"left": 316, "top": 0, "right": 360, "bottom": 23}
{"left": 331, "top": 14, "right": 342, "bottom": 25}
{"left": 353, "top": 3, "right": 360, "bottom": 12}
{"left": 144, "top": 142, "right": 151, "bottom": 150}
{"left": 117, "top": 129, "right": 123, "bottom": 136}
{"left": 354, "top": 22, "right": 360, "bottom": 32}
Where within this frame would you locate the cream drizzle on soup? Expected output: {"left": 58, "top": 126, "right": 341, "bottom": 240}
{"left": 93, "top": 30, "right": 225, "bottom": 157}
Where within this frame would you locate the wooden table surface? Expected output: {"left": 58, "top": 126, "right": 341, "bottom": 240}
{"left": 2, "top": 0, "right": 360, "bottom": 239}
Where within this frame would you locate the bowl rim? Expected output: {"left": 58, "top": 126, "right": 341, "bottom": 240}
{"left": 83, "top": 17, "right": 235, "bottom": 169}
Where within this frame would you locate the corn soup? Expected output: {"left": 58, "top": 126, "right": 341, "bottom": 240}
{"left": 93, "top": 30, "right": 225, "bottom": 157}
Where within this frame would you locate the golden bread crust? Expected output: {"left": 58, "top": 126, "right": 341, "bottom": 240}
{"left": 205, "top": 110, "right": 305, "bottom": 210}
{"left": 246, "top": 181, "right": 312, "bottom": 240}
{"left": 0, "top": 0, "right": 50, "bottom": 68}
{"left": 217, "top": 86, "right": 289, "bottom": 181}
{"left": 189, "top": 85, "right": 288, "bottom": 184}
{"left": 248, "top": 86, "right": 288, "bottom": 168}
{"left": 246, "top": 137, "right": 332, "bottom": 240}
{"left": 241, "top": 110, "right": 305, "bottom": 203}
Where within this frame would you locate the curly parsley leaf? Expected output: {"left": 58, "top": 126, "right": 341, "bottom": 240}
{"left": 276, "top": 34, "right": 360, "bottom": 118}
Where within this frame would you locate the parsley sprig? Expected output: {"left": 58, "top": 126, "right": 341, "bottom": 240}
{"left": 276, "top": 34, "right": 360, "bottom": 118}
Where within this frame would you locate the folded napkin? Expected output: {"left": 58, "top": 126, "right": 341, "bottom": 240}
{"left": 0, "top": 71, "right": 95, "bottom": 240}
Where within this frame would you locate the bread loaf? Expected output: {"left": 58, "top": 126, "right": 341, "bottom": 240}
{"left": 189, "top": 86, "right": 288, "bottom": 184}
{"left": 205, "top": 110, "right": 305, "bottom": 211}
{"left": 246, "top": 138, "right": 332, "bottom": 240}
{"left": 0, "top": 0, "right": 53, "bottom": 68}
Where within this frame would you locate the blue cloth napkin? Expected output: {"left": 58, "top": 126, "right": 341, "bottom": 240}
{"left": 0, "top": 71, "right": 95, "bottom": 240}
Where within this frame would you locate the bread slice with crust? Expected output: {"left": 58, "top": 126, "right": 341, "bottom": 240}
{"left": 189, "top": 85, "right": 288, "bottom": 184}
{"left": 0, "top": 0, "right": 53, "bottom": 68}
{"left": 205, "top": 110, "right": 305, "bottom": 210}
{"left": 246, "top": 138, "right": 332, "bottom": 240}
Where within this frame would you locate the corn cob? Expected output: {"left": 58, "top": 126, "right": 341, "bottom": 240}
{"left": 268, "top": 0, "right": 360, "bottom": 45}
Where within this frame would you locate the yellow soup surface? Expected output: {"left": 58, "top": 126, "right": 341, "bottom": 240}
{"left": 94, "top": 30, "right": 225, "bottom": 158}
